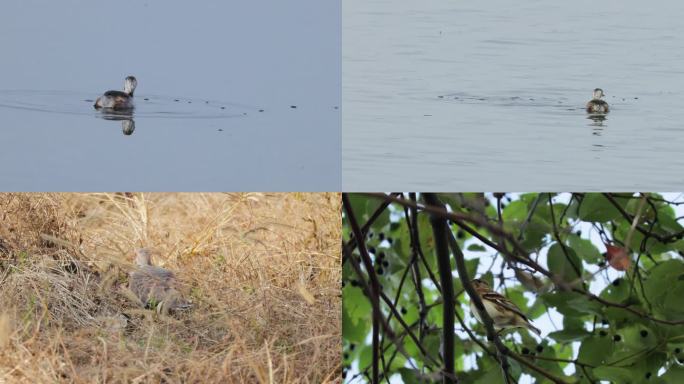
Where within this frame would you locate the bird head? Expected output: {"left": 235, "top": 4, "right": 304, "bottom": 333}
{"left": 134, "top": 248, "right": 153, "bottom": 267}
{"left": 471, "top": 278, "right": 490, "bottom": 291}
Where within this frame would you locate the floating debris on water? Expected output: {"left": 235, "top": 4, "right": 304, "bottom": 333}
{"left": 220, "top": 106, "right": 225, "bottom": 109}
{"left": 290, "top": 105, "right": 297, "bottom": 109}
{"left": 218, "top": 128, "right": 223, "bottom": 131}
{"left": 144, "top": 98, "right": 149, "bottom": 101}
{"left": 174, "top": 99, "right": 179, "bottom": 102}
{"left": 259, "top": 109, "right": 264, "bottom": 112}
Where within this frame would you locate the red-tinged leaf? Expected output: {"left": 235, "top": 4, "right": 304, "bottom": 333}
{"left": 605, "top": 244, "right": 631, "bottom": 271}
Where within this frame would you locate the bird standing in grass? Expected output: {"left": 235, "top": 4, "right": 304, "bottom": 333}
{"left": 469, "top": 279, "right": 540, "bottom": 336}
{"left": 128, "top": 248, "right": 192, "bottom": 314}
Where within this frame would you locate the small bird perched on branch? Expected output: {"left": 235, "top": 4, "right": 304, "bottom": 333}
{"left": 469, "top": 279, "right": 541, "bottom": 336}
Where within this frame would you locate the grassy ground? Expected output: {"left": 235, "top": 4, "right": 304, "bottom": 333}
{"left": 0, "top": 193, "right": 341, "bottom": 383}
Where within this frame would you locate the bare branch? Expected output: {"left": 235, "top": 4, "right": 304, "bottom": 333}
{"left": 423, "top": 194, "right": 457, "bottom": 383}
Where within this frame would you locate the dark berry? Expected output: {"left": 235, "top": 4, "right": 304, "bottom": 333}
{"left": 378, "top": 233, "right": 385, "bottom": 241}
{"left": 612, "top": 278, "right": 621, "bottom": 286}
{"left": 599, "top": 330, "right": 607, "bottom": 337}
{"left": 382, "top": 260, "right": 389, "bottom": 267}
{"left": 521, "top": 347, "right": 529, "bottom": 355}
{"left": 536, "top": 345, "right": 543, "bottom": 353}
{"left": 601, "top": 319, "right": 609, "bottom": 325}
{"left": 645, "top": 372, "right": 651, "bottom": 379}
{"left": 675, "top": 348, "right": 681, "bottom": 354}
{"left": 350, "top": 343, "right": 356, "bottom": 351}
{"left": 378, "top": 252, "right": 385, "bottom": 259}
{"left": 343, "top": 353, "right": 349, "bottom": 359}
{"left": 613, "top": 335, "right": 622, "bottom": 342}
{"left": 457, "top": 230, "right": 465, "bottom": 239}
{"left": 387, "top": 238, "right": 393, "bottom": 244}
{"left": 640, "top": 330, "right": 648, "bottom": 338}
{"left": 377, "top": 268, "right": 384, "bottom": 275}
{"left": 350, "top": 280, "right": 359, "bottom": 287}
{"left": 575, "top": 230, "right": 582, "bottom": 236}
{"left": 401, "top": 307, "right": 408, "bottom": 314}
{"left": 368, "top": 247, "right": 376, "bottom": 254}
{"left": 598, "top": 261, "right": 606, "bottom": 267}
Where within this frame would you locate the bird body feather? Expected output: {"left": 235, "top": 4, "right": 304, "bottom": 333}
{"left": 469, "top": 279, "right": 540, "bottom": 336}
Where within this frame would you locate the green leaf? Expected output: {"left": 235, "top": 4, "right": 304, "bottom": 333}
{"left": 619, "top": 324, "right": 657, "bottom": 351}
{"left": 342, "top": 285, "right": 371, "bottom": 328}
{"left": 347, "top": 194, "right": 390, "bottom": 228}
{"left": 662, "top": 365, "right": 684, "bottom": 384}
{"left": 578, "top": 335, "right": 614, "bottom": 366}
{"left": 466, "top": 244, "right": 486, "bottom": 252}
{"left": 398, "top": 368, "right": 433, "bottom": 383}
{"left": 643, "top": 259, "right": 684, "bottom": 317}
{"left": 548, "top": 328, "right": 591, "bottom": 343}
{"left": 342, "top": 306, "right": 368, "bottom": 344}
{"left": 593, "top": 366, "right": 635, "bottom": 382}
{"left": 567, "top": 234, "right": 602, "bottom": 264}
{"left": 577, "top": 194, "right": 625, "bottom": 223}
{"left": 600, "top": 277, "right": 630, "bottom": 303}
{"left": 547, "top": 243, "right": 583, "bottom": 286}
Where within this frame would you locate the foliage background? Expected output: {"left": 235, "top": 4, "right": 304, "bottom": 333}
{"left": 343, "top": 193, "right": 684, "bottom": 383}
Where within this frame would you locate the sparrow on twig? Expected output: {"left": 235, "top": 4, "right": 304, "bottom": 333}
{"left": 469, "top": 279, "right": 541, "bottom": 336}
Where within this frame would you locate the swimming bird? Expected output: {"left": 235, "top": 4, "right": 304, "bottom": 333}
{"left": 128, "top": 248, "right": 192, "bottom": 314}
{"left": 469, "top": 279, "right": 540, "bottom": 336}
{"left": 94, "top": 76, "right": 137, "bottom": 110}
{"left": 586, "top": 88, "right": 609, "bottom": 114}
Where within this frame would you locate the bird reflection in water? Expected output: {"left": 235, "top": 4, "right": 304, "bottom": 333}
{"left": 100, "top": 110, "right": 136, "bottom": 136}
{"left": 587, "top": 114, "right": 607, "bottom": 136}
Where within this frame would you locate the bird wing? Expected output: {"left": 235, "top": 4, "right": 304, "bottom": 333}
{"left": 103, "top": 90, "right": 130, "bottom": 97}
{"left": 481, "top": 291, "right": 529, "bottom": 321}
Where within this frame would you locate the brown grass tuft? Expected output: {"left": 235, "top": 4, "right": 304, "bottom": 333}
{"left": 0, "top": 193, "right": 341, "bottom": 383}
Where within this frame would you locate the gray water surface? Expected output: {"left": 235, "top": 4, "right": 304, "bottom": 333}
{"left": 343, "top": 0, "right": 684, "bottom": 191}
{"left": 0, "top": 0, "right": 340, "bottom": 191}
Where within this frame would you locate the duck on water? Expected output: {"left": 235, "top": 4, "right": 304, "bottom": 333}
{"left": 94, "top": 76, "right": 137, "bottom": 110}
{"left": 586, "top": 88, "right": 609, "bottom": 114}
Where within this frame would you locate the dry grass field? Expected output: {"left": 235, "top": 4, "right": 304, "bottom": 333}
{"left": 0, "top": 193, "right": 341, "bottom": 383}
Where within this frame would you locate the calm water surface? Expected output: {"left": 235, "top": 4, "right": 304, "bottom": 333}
{"left": 343, "top": 0, "right": 684, "bottom": 191}
{"left": 0, "top": 0, "right": 340, "bottom": 191}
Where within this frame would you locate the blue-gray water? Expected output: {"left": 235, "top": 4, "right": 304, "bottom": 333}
{"left": 343, "top": 0, "right": 684, "bottom": 191}
{"left": 0, "top": 0, "right": 340, "bottom": 191}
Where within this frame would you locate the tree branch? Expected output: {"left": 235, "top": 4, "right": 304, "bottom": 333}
{"left": 425, "top": 194, "right": 510, "bottom": 383}
{"left": 423, "top": 194, "right": 457, "bottom": 383}
{"left": 342, "top": 194, "right": 381, "bottom": 383}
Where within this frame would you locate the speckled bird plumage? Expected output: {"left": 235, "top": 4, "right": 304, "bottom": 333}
{"left": 128, "top": 248, "right": 192, "bottom": 314}
{"left": 469, "top": 279, "right": 540, "bottom": 336}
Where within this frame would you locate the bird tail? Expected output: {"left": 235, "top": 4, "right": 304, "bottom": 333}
{"left": 526, "top": 323, "right": 541, "bottom": 336}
